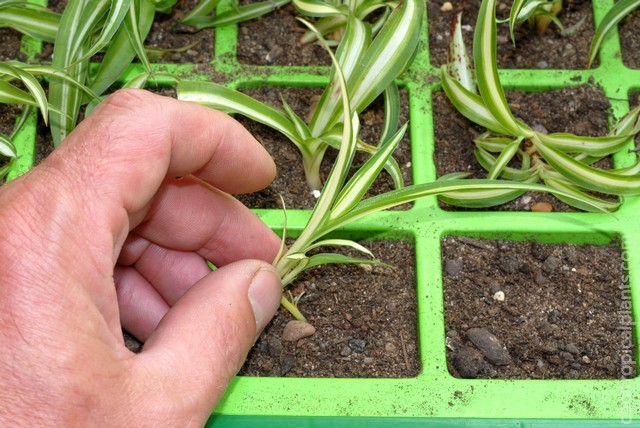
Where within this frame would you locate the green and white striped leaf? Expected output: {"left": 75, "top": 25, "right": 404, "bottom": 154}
{"left": 474, "top": 146, "right": 535, "bottom": 181}
{"left": 177, "top": 81, "right": 300, "bottom": 143}
{"left": 0, "top": 133, "right": 16, "bottom": 158}
{"left": 588, "top": 0, "right": 640, "bottom": 67}
{"left": 299, "top": 14, "right": 346, "bottom": 44}
{"left": 293, "top": 0, "right": 342, "bottom": 17}
{"left": 533, "top": 137, "right": 640, "bottom": 195}
{"left": 302, "top": 239, "right": 375, "bottom": 257}
{"left": 330, "top": 123, "right": 407, "bottom": 219}
{"left": 91, "top": 0, "right": 155, "bottom": 94}
{"left": 0, "top": 62, "right": 48, "bottom": 124}
{"left": 310, "top": 0, "right": 423, "bottom": 134}
{"left": 181, "top": 0, "right": 221, "bottom": 24}
{"left": 542, "top": 174, "right": 621, "bottom": 212}
{"left": 186, "top": 0, "right": 290, "bottom": 30}
{"left": 0, "top": 3, "right": 59, "bottom": 42}
{"left": 611, "top": 105, "right": 640, "bottom": 137}
{"left": 378, "top": 82, "right": 400, "bottom": 146}
{"left": 475, "top": 0, "right": 530, "bottom": 137}
{"left": 303, "top": 252, "right": 384, "bottom": 270}
{"left": 310, "top": 13, "right": 370, "bottom": 134}
{"left": 538, "top": 132, "right": 631, "bottom": 157}
{"left": 486, "top": 137, "right": 521, "bottom": 179}
{"left": 440, "top": 67, "right": 512, "bottom": 135}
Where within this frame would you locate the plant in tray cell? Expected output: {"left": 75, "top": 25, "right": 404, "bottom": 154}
{"left": 506, "top": 0, "right": 563, "bottom": 42}
{"left": 291, "top": 0, "right": 399, "bottom": 45}
{"left": 178, "top": 0, "right": 422, "bottom": 192}
{"left": 180, "top": 0, "right": 291, "bottom": 30}
{"left": 587, "top": 0, "right": 640, "bottom": 67}
{"left": 0, "top": 60, "right": 97, "bottom": 178}
{"left": 180, "top": 21, "right": 608, "bottom": 321}
{"left": 439, "top": 0, "right": 640, "bottom": 211}
{"left": 0, "top": 0, "right": 188, "bottom": 146}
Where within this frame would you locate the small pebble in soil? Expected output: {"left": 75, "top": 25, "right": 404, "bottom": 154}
{"left": 282, "top": 320, "right": 316, "bottom": 341}
{"left": 453, "top": 346, "right": 485, "bottom": 378}
{"left": 531, "top": 202, "right": 553, "bottom": 212}
{"left": 466, "top": 328, "right": 512, "bottom": 366}
{"left": 348, "top": 338, "right": 368, "bottom": 353}
{"left": 440, "top": 1, "right": 453, "bottom": 11}
{"left": 542, "top": 255, "right": 561, "bottom": 273}
{"left": 493, "top": 291, "right": 505, "bottom": 302}
{"left": 445, "top": 258, "right": 463, "bottom": 277}
{"left": 534, "top": 271, "right": 547, "bottom": 285}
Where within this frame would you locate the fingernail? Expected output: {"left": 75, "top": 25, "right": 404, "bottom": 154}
{"left": 248, "top": 264, "right": 282, "bottom": 334}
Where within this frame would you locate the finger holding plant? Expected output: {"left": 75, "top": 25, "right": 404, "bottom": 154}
{"left": 440, "top": 0, "right": 640, "bottom": 212}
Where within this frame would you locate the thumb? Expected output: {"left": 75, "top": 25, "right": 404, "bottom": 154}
{"left": 132, "top": 260, "right": 281, "bottom": 421}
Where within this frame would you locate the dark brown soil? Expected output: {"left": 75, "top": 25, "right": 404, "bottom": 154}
{"left": 433, "top": 83, "right": 613, "bottom": 211}
{"left": 145, "top": 0, "right": 214, "bottom": 63}
{"left": 0, "top": 104, "right": 22, "bottom": 181}
{"left": 234, "top": 86, "right": 413, "bottom": 210}
{"left": 428, "top": 0, "right": 595, "bottom": 69}
{"left": 237, "top": 2, "right": 331, "bottom": 66}
{"left": 442, "top": 236, "right": 635, "bottom": 379}
{"left": 241, "top": 239, "right": 420, "bottom": 378}
{"left": 620, "top": 7, "right": 640, "bottom": 69}
{"left": 35, "top": 118, "right": 55, "bottom": 165}
{"left": 0, "top": 28, "right": 26, "bottom": 62}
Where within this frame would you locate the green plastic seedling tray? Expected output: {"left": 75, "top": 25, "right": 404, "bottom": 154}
{"left": 6, "top": 0, "right": 640, "bottom": 425}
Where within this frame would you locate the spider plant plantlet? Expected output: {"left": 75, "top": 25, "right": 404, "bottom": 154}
{"left": 215, "top": 19, "right": 608, "bottom": 320}
{"left": 440, "top": 0, "right": 640, "bottom": 212}
{"left": 292, "top": 0, "right": 398, "bottom": 45}
{"left": 506, "top": 0, "right": 563, "bottom": 43}
{"left": 48, "top": 0, "right": 181, "bottom": 146}
{"left": 178, "top": 0, "right": 422, "bottom": 192}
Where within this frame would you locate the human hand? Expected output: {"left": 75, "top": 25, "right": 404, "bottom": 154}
{"left": 0, "top": 89, "right": 282, "bottom": 426}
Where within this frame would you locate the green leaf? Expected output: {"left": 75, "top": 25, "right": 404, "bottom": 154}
{"left": 304, "top": 252, "right": 385, "bottom": 269}
{"left": 533, "top": 137, "right": 640, "bottom": 195}
{"left": 0, "top": 3, "right": 59, "bottom": 42}
{"left": 90, "top": 0, "right": 155, "bottom": 95}
{"left": 474, "top": 146, "right": 534, "bottom": 181}
{"left": 440, "top": 67, "right": 512, "bottom": 135}
{"left": 328, "top": 178, "right": 609, "bottom": 232}
{"left": 177, "top": 80, "right": 300, "bottom": 144}
{"left": 310, "top": 0, "right": 424, "bottom": 134}
{"left": 330, "top": 123, "right": 407, "bottom": 219}
{"left": 486, "top": 137, "right": 521, "bottom": 179}
{"left": 0, "top": 62, "right": 48, "bottom": 124}
{"left": 310, "top": 13, "right": 370, "bottom": 134}
{"left": 299, "top": 14, "right": 346, "bottom": 44}
{"left": 303, "top": 239, "right": 375, "bottom": 257}
{"left": 378, "top": 82, "right": 400, "bottom": 146}
{"left": 185, "top": 0, "right": 289, "bottom": 30}
{"left": 474, "top": 0, "right": 530, "bottom": 137}
{"left": 542, "top": 175, "right": 621, "bottom": 212}
{"left": 181, "top": 0, "right": 221, "bottom": 24}
{"left": 537, "top": 132, "right": 632, "bottom": 157}
{"left": 293, "top": 0, "right": 342, "bottom": 17}
{"left": 0, "top": 133, "right": 16, "bottom": 158}
{"left": 123, "top": 0, "right": 152, "bottom": 73}
{"left": 588, "top": 0, "right": 640, "bottom": 67}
